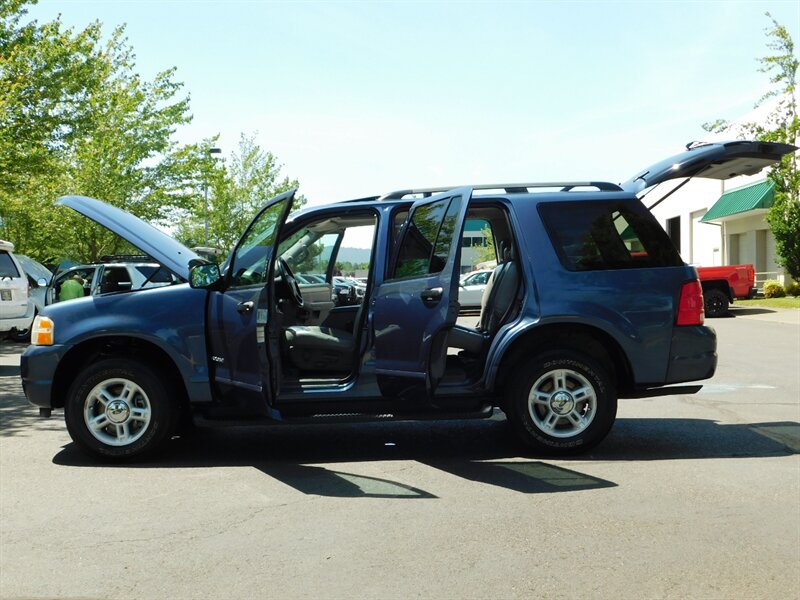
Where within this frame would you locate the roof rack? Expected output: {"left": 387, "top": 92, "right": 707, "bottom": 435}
{"left": 379, "top": 181, "right": 622, "bottom": 200}
{"left": 98, "top": 254, "right": 152, "bottom": 263}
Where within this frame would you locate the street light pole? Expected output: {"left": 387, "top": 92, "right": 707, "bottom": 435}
{"left": 204, "top": 146, "right": 222, "bottom": 247}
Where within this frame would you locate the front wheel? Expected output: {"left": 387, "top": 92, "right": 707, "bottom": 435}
{"left": 505, "top": 351, "right": 617, "bottom": 454}
{"left": 65, "top": 358, "right": 178, "bottom": 461}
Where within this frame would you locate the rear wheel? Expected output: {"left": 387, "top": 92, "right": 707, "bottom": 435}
{"left": 65, "top": 358, "right": 178, "bottom": 461}
{"left": 506, "top": 350, "right": 617, "bottom": 454}
{"left": 704, "top": 288, "right": 729, "bottom": 318}
{"left": 9, "top": 309, "right": 35, "bottom": 343}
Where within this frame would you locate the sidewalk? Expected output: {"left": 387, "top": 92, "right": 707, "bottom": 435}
{"left": 728, "top": 306, "right": 800, "bottom": 325}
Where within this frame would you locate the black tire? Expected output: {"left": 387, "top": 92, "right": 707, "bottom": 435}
{"left": 505, "top": 350, "right": 617, "bottom": 455}
{"left": 9, "top": 309, "right": 35, "bottom": 343}
{"left": 64, "top": 358, "right": 178, "bottom": 461}
{"left": 9, "top": 326, "right": 31, "bottom": 343}
{"left": 704, "top": 289, "right": 729, "bottom": 318}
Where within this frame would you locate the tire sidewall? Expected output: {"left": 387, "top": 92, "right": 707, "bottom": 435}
{"left": 65, "top": 358, "right": 175, "bottom": 460}
{"left": 507, "top": 351, "right": 617, "bottom": 454}
{"left": 704, "top": 289, "right": 728, "bottom": 318}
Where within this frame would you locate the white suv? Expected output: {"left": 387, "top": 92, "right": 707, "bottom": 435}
{"left": 0, "top": 240, "right": 33, "bottom": 338}
{"left": 47, "top": 258, "right": 177, "bottom": 304}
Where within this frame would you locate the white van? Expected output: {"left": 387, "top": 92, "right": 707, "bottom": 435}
{"left": 0, "top": 240, "right": 32, "bottom": 338}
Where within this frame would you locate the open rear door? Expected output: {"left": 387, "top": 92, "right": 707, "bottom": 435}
{"left": 372, "top": 187, "right": 471, "bottom": 400}
{"left": 621, "top": 141, "right": 797, "bottom": 195}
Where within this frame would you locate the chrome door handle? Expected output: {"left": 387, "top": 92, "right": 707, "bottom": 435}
{"left": 237, "top": 301, "right": 254, "bottom": 313}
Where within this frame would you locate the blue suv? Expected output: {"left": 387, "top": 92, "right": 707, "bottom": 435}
{"left": 20, "top": 141, "right": 796, "bottom": 460}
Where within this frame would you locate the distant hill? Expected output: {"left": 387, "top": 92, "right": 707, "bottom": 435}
{"left": 337, "top": 247, "right": 371, "bottom": 264}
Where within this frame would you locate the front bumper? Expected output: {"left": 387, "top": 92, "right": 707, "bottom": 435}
{"left": 665, "top": 325, "right": 717, "bottom": 384}
{"left": 20, "top": 344, "right": 66, "bottom": 408}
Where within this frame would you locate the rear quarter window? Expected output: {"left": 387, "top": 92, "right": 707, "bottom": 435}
{"left": 0, "top": 252, "right": 20, "bottom": 278}
{"left": 539, "top": 200, "right": 683, "bottom": 271}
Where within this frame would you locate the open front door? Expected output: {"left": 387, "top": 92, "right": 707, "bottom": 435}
{"left": 372, "top": 187, "right": 472, "bottom": 400}
{"left": 206, "top": 189, "right": 296, "bottom": 414}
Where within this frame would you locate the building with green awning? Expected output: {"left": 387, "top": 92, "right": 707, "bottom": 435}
{"left": 700, "top": 180, "right": 774, "bottom": 223}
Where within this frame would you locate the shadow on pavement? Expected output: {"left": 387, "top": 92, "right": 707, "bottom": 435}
{"left": 47, "top": 415, "right": 799, "bottom": 497}
{"left": 728, "top": 307, "right": 777, "bottom": 316}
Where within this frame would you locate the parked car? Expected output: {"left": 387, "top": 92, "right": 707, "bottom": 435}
{"left": 458, "top": 268, "right": 494, "bottom": 308}
{"left": 8, "top": 254, "right": 52, "bottom": 342}
{"left": 696, "top": 264, "right": 756, "bottom": 317}
{"left": 332, "top": 276, "right": 365, "bottom": 305}
{"left": 47, "top": 256, "right": 178, "bottom": 304}
{"left": 20, "top": 140, "right": 796, "bottom": 461}
{"left": 0, "top": 240, "right": 33, "bottom": 339}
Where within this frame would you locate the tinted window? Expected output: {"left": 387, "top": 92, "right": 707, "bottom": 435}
{"left": 135, "top": 265, "right": 173, "bottom": 283}
{"left": 0, "top": 252, "right": 20, "bottom": 278}
{"left": 229, "top": 198, "right": 288, "bottom": 288}
{"left": 393, "top": 197, "right": 461, "bottom": 279}
{"left": 539, "top": 201, "right": 683, "bottom": 271}
{"left": 431, "top": 197, "right": 462, "bottom": 273}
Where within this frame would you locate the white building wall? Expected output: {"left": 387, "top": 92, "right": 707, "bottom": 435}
{"left": 648, "top": 165, "right": 784, "bottom": 277}
{"left": 649, "top": 178, "right": 723, "bottom": 265}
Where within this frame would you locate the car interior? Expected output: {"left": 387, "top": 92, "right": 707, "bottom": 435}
{"left": 274, "top": 199, "right": 522, "bottom": 392}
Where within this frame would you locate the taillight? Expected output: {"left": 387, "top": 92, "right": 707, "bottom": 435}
{"left": 676, "top": 280, "right": 704, "bottom": 326}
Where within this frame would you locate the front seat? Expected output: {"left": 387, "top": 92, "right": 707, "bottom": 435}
{"left": 283, "top": 325, "right": 355, "bottom": 372}
{"left": 283, "top": 302, "right": 364, "bottom": 373}
{"left": 448, "top": 241, "right": 520, "bottom": 354}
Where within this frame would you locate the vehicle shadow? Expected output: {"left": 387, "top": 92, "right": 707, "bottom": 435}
{"left": 49, "top": 415, "right": 798, "bottom": 497}
{"left": 728, "top": 307, "right": 777, "bottom": 316}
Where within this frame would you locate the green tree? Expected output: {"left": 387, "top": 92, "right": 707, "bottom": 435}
{"left": 703, "top": 13, "right": 799, "bottom": 280}
{"left": 1, "top": 3, "right": 207, "bottom": 264}
{"left": 176, "top": 133, "right": 304, "bottom": 254}
{"left": 0, "top": 1, "right": 102, "bottom": 194}
{"left": 474, "top": 225, "right": 497, "bottom": 265}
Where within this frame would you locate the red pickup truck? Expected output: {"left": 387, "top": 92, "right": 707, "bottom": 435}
{"left": 696, "top": 264, "right": 756, "bottom": 317}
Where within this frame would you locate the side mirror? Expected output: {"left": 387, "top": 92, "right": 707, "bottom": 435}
{"left": 189, "top": 263, "right": 221, "bottom": 289}
{"left": 36, "top": 277, "right": 49, "bottom": 288}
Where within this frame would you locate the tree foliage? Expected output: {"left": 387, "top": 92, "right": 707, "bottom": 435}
{"left": 1, "top": 2, "right": 301, "bottom": 269}
{"left": 175, "top": 133, "right": 304, "bottom": 255}
{"left": 703, "top": 13, "right": 799, "bottom": 280}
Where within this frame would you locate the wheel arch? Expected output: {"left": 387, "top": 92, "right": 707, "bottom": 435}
{"left": 51, "top": 335, "right": 190, "bottom": 415}
{"left": 491, "top": 323, "right": 634, "bottom": 400}
{"left": 701, "top": 279, "right": 733, "bottom": 301}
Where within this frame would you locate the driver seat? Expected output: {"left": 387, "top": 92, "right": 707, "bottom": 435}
{"left": 283, "top": 301, "right": 364, "bottom": 372}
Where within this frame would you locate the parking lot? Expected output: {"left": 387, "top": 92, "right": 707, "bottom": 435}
{"left": 1, "top": 307, "right": 798, "bottom": 599}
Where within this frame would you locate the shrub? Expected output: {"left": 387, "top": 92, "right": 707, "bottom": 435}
{"left": 784, "top": 282, "right": 800, "bottom": 297}
{"left": 763, "top": 280, "right": 786, "bottom": 298}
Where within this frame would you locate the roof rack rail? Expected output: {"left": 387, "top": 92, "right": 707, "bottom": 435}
{"left": 98, "top": 254, "right": 152, "bottom": 263}
{"left": 379, "top": 181, "right": 622, "bottom": 200}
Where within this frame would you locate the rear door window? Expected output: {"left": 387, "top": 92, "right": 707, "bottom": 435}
{"left": 0, "top": 253, "right": 20, "bottom": 278}
{"left": 392, "top": 197, "right": 462, "bottom": 279}
{"left": 539, "top": 201, "right": 683, "bottom": 271}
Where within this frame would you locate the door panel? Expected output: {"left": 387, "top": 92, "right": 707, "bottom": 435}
{"left": 206, "top": 189, "right": 296, "bottom": 410}
{"left": 372, "top": 187, "right": 472, "bottom": 399}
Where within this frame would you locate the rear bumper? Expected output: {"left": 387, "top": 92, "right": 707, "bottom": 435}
{"left": 665, "top": 325, "right": 717, "bottom": 384}
{"left": 0, "top": 303, "right": 33, "bottom": 333}
{"left": 20, "top": 345, "right": 66, "bottom": 408}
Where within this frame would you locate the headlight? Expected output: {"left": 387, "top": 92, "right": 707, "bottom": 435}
{"left": 31, "top": 315, "right": 54, "bottom": 346}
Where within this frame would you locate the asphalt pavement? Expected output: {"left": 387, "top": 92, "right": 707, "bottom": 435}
{"left": 1, "top": 308, "right": 798, "bottom": 599}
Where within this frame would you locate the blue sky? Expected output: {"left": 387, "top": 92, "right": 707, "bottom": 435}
{"left": 27, "top": 1, "right": 800, "bottom": 207}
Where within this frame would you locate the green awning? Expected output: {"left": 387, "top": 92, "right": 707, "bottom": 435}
{"left": 701, "top": 179, "right": 774, "bottom": 222}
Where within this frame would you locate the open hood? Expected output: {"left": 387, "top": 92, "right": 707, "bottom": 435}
{"left": 56, "top": 195, "right": 200, "bottom": 281}
{"left": 621, "top": 141, "right": 797, "bottom": 194}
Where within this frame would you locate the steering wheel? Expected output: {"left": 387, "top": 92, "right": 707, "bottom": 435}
{"left": 278, "top": 258, "right": 304, "bottom": 308}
